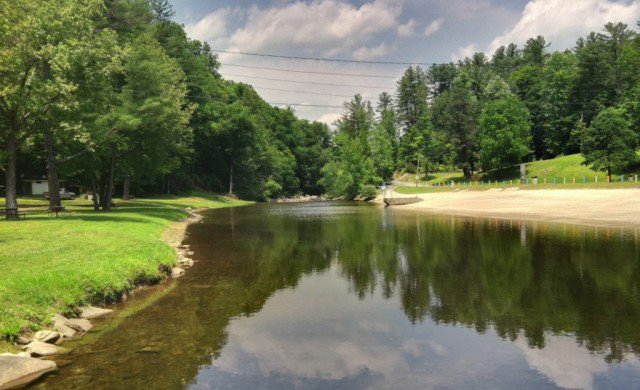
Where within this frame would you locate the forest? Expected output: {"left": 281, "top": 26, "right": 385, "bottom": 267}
{"left": 1, "top": 0, "right": 331, "bottom": 208}
{"left": 2, "top": 0, "right": 639, "bottom": 204}
{"left": 324, "top": 21, "right": 640, "bottom": 199}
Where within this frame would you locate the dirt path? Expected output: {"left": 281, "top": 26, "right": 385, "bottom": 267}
{"left": 375, "top": 188, "right": 640, "bottom": 227}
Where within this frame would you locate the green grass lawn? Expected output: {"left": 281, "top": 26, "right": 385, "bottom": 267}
{"left": 0, "top": 192, "right": 249, "bottom": 338}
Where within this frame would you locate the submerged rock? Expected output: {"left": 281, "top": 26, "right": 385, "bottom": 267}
{"left": 171, "top": 267, "right": 185, "bottom": 278}
{"left": 79, "top": 306, "right": 113, "bottom": 319}
{"left": 33, "top": 330, "right": 61, "bottom": 344}
{"left": 24, "top": 341, "right": 68, "bottom": 357}
{"left": 0, "top": 356, "right": 57, "bottom": 390}
{"left": 65, "top": 319, "right": 93, "bottom": 333}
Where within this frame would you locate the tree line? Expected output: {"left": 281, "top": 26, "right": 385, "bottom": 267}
{"left": 0, "top": 0, "right": 330, "bottom": 209}
{"left": 322, "top": 22, "right": 640, "bottom": 199}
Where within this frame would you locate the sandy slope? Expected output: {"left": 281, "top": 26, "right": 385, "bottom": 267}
{"left": 375, "top": 188, "right": 640, "bottom": 227}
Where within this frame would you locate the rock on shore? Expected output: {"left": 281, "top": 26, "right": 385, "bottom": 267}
{"left": 0, "top": 356, "right": 57, "bottom": 389}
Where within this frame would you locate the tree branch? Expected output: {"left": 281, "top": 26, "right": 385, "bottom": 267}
{"left": 57, "top": 126, "right": 118, "bottom": 165}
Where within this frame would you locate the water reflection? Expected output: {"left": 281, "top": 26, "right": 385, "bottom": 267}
{"left": 37, "top": 202, "right": 640, "bottom": 389}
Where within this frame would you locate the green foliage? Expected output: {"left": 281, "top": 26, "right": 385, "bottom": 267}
{"left": 431, "top": 85, "right": 479, "bottom": 178}
{"left": 478, "top": 77, "right": 532, "bottom": 170}
{"left": 581, "top": 107, "right": 637, "bottom": 175}
{"left": 320, "top": 134, "right": 377, "bottom": 200}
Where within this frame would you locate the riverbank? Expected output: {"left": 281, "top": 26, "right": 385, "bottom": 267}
{"left": 0, "top": 192, "right": 249, "bottom": 341}
{"left": 376, "top": 188, "right": 640, "bottom": 227}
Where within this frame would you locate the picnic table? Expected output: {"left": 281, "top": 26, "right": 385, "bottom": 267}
{"left": 0, "top": 208, "right": 26, "bottom": 220}
{"left": 48, "top": 206, "right": 69, "bottom": 217}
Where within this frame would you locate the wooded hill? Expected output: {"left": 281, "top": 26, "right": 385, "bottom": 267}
{"left": 0, "top": 0, "right": 330, "bottom": 208}
{"left": 322, "top": 22, "right": 640, "bottom": 199}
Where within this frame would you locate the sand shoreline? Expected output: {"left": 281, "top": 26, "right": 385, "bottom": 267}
{"left": 375, "top": 188, "right": 640, "bottom": 228}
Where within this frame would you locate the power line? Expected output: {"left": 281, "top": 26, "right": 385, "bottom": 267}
{"left": 221, "top": 73, "right": 394, "bottom": 89}
{"left": 214, "top": 49, "right": 435, "bottom": 66}
{"left": 271, "top": 102, "right": 343, "bottom": 108}
{"left": 252, "top": 85, "right": 375, "bottom": 99}
{"left": 221, "top": 63, "right": 400, "bottom": 79}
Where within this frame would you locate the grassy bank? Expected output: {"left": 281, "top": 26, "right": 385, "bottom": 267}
{"left": 0, "top": 191, "right": 249, "bottom": 338}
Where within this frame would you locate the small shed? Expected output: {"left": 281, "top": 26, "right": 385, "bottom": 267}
{"left": 23, "top": 179, "right": 64, "bottom": 196}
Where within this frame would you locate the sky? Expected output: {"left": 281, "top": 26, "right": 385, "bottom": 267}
{"left": 169, "top": 0, "right": 640, "bottom": 125}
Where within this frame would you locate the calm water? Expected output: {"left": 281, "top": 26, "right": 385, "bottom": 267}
{"left": 36, "top": 202, "right": 640, "bottom": 389}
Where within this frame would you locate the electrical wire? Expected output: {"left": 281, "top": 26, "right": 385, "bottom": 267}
{"left": 213, "top": 49, "right": 436, "bottom": 66}
{"left": 220, "top": 73, "right": 395, "bottom": 89}
{"left": 220, "top": 63, "right": 400, "bottom": 79}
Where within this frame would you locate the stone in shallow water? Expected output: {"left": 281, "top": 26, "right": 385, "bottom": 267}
{"left": 171, "top": 267, "right": 185, "bottom": 278}
{"left": 33, "top": 330, "right": 61, "bottom": 344}
{"left": 0, "top": 356, "right": 57, "bottom": 389}
{"left": 64, "top": 319, "right": 93, "bottom": 333}
{"left": 79, "top": 306, "right": 113, "bottom": 319}
{"left": 24, "top": 341, "right": 68, "bottom": 357}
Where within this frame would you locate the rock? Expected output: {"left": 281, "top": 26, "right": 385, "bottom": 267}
{"left": 15, "top": 337, "right": 30, "bottom": 346}
{"left": 33, "top": 330, "right": 61, "bottom": 344}
{"left": 65, "top": 318, "right": 93, "bottom": 333}
{"left": 53, "top": 314, "right": 77, "bottom": 339}
{"left": 0, "top": 356, "right": 57, "bottom": 390}
{"left": 24, "top": 341, "right": 68, "bottom": 357}
{"left": 0, "top": 353, "right": 29, "bottom": 358}
{"left": 178, "top": 258, "right": 194, "bottom": 268}
{"left": 171, "top": 267, "right": 185, "bottom": 278}
{"left": 79, "top": 306, "right": 113, "bottom": 319}
{"left": 136, "top": 347, "right": 161, "bottom": 354}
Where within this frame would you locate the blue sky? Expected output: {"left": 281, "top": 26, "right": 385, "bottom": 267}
{"left": 169, "top": 0, "right": 640, "bottom": 124}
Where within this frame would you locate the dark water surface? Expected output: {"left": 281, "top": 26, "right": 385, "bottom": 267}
{"left": 36, "top": 202, "right": 640, "bottom": 389}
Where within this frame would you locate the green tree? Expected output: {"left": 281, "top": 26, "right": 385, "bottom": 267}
{"left": 0, "top": 0, "right": 106, "bottom": 209}
{"left": 581, "top": 107, "right": 636, "bottom": 180}
{"left": 432, "top": 85, "right": 479, "bottom": 179}
{"left": 319, "top": 134, "right": 377, "bottom": 200}
{"left": 478, "top": 77, "right": 532, "bottom": 171}
{"left": 395, "top": 66, "right": 429, "bottom": 131}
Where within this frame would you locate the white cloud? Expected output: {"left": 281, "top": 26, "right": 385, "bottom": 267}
{"left": 424, "top": 17, "right": 444, "bottom": 36}
{"left": 226, "top": 0, "right": 403, "bottom": 58}
{"left": 317, "top": 112, "right": 342, "bottom": 127}
{"left": 184, "top": 8, "right": 235, "bottom": 43}
{"left": 513, "top": 334, "right": 640, "bottom": 390}
{"left": 352, "top": 43, "right": 393, "bottom": 61}
{"left": 489, "top": 0, "right": 640, "bottom": 53}
{"left": 451, "top": 43, "right": 477, "bottom": 61}
{"left": 397, "top": 18, "right": 417, "bottom": 37}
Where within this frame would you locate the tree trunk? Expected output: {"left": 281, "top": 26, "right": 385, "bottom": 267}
{"left": 91, "top": 174, "right": 100, "bottom": 211}
{"left": 166, "top": 174, "right": 172, "bottom": 195}
{"left": 607, "top": 167, "right": 612, "bottom": 183}
{"left": 4, "top": 135, "right": 18, "bottom": 210}
{"left": 103, "top": 145, "right": 117, "bottom": 211}
{"left": 228, "top": 163, "right": 233, "bottom": 196}
{"left": 43, "top": 130, "right": 62, "bottom": 209}
{"left": 122, "top": 175, "right": 131, "bottom": 200}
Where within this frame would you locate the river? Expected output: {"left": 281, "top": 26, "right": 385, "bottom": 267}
{"left": 34, "top": 202, "right": 640, "bottom": 389}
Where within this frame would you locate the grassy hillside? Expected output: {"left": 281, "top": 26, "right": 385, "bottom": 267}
{"left": 401, "top": 154, "right": 629, "bottom": 185}
{"left": 0, "top": 192, "right": 249, "bottom": 338}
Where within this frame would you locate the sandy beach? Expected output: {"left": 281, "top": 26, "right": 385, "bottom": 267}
{"left": 376, "top": 188, "right": 640, "bottom": 227}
